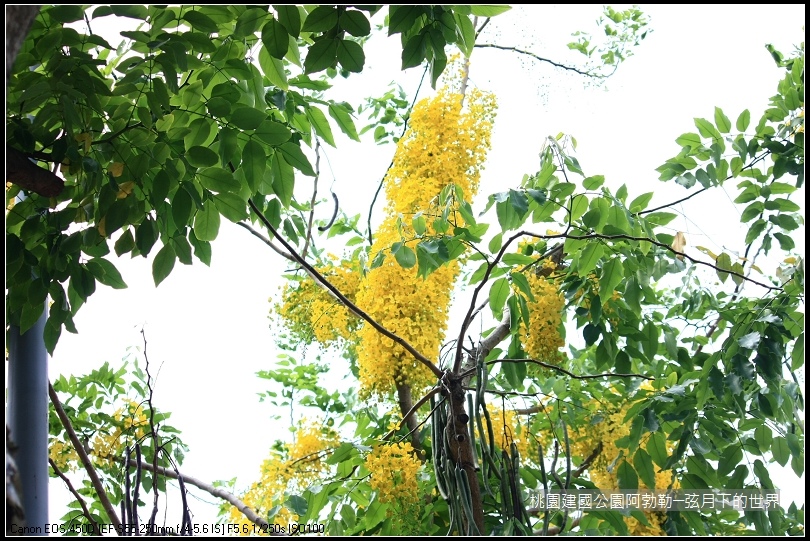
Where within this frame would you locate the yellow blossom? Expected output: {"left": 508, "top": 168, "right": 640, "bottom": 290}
{"left": 365, "top": 441, "right": 421, "bottom": 507}
{"left": 356, "top": 66, "right": 497, "bottom": 398}
{"left": 228, "top": 420, "right": 338, "bottom": 533}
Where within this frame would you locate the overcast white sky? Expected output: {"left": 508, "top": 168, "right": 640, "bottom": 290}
{"left": 43, "top": 4, "right": 805, "bottom": 529}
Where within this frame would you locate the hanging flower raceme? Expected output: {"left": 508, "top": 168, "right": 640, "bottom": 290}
{"left": 228, "top": 420, "right": 339, "bottom": 530}
{"left": 275, "top": 259, "right": 362, "bottom": 348}
{"left": 356, "top": 73, "right": 497, "bottom": 399}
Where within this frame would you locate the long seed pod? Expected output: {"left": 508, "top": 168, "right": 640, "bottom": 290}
{"left": 455, "top": 466, "right": 479, "bottom": 536}
{"left": 466, "top": 394, "right": 479, "bottom": 472}
{"left": 432, "top": 397, "right": 451, "bottom": 500}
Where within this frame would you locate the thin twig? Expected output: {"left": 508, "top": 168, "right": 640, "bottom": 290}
{"left": 383, "top": 387, "right": 441, "bottom": 441}
{"left": 475, "top": 44, "right": 595, "bottom": 77}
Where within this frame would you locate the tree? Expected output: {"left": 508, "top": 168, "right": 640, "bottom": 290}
{"left": 6, "top": 4, "right": 804, "bottom": 536}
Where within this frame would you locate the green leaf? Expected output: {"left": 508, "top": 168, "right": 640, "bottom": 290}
{"left": 85, "top": 258, "right": 128, "bottom": 290}
{"left": 233, "top": 7, "right": 267, "bottom": 39}
{"left": 388, "top": 6, "right": 425, "bottom": 36}
{"left": 241, "top": 139, "right": 266, "bottom": 191}
{"left": 213, "top": 192, "right": 249, "bottom": 222}
{"left": 453, "top": 12, "right": 475, "bottom": 56}
{"left": 136, "top": 218, "right": 158, "bottom": 256}
{"left": 230, "top": 106, "right": 267, "bottom": 130}
{"left": 206, "top": 97, "right": 231, "bottom": 117}
{"left": 278, "top": 142, "right": 315, "bottom": 176}
{"left": 49, "top": 5, "right": 87, "bottom": 23}
{"left": 647, "top": 432, "right": 668, "bottom": 468}
{"left": 337, "top": 39, "right": 365, "bottom": 73}
{"left": 772, "top": 436, "right": 790, "bottom": 466}
{"left": 328, "top": 103, "right": 360, "bottom": 141}
{"left": 393, "top": 244, "right": 416, "bottom": 269}
{"left": 616, "top": 460, "right": 638, "bottom": 489}
{"left": 633, "top": 448, "right": 656, "bottom": 490}
{"left": 261, "top": 18, "right": 289, "bottom": 59}
{"left": 258, "top": 47, "right": 289, "bottom": 90}
{"left": 695, "top": 118, "right": 721, "bottom": 141}
{"left": 738, "top": 331, "right": 761, "bottom": 349}
{"left": 339, "top": 10, "right": 371, "bottom": 37}
{"left": 275, "top": 5, "right": 301, "bottom": 37}
{"left": 773, "top": 232, "right": 795, "bottom": 251}
{"left": 305, "top": 106, "right": 335, "bottom": 147}
{"left": 714, "top": 106, "right": 731, "bottom": 133}
{"left": 187, "top": 146, "right": 219, "bottom": 168}
{"left": 715, "top": 252, "right": 732, "bottom": 282}
{"left": 736, "top": 109, "right": 751, "bottom": 131}
{"left": 182, "top": 10, "right": 219, "bottom": 33}
{"left": 254, "top": 120, "right": 292, "bottom": 146}
{"left": 489, "top": 277, "right": 510, "bottom": 318}
{"left": 197, "top": 167, "right": 241, "bottom": 194}
{"left": 152, "top": 243, "right": 176, "bottom": 286}
{"left": 469, "top": 5, "right": 511, "bottom": 16}
{"left": 271, "top": 151, "right": 294, "bottom": 205}
{"left": 402, "top": 32, "right": 428, "bottom": 69}
{"left": 582, "top": 175, "right": 605, "bottom": 190}
{"left": 304, "top": 38, "right": 338, "bottom": 74}
{"left": 302, "top": 6, "right": 338, "bottom": 32}
{"left": 675, "top": 132, "right": 702, "bottom": 149}
{"left": 629, "top": 192, "right": 654, "bottom": 213}
{"left": 599, "top": 258, "right": 623, "bottom": 300}
{"left": 193, "top": 200, "right": 221, "bottom": 242}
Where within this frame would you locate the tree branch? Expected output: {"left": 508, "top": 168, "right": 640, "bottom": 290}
{"left": 236, "top": 221, "right": 295, "bottom": 263}
{"left": 554, "top": 231, "right": 781, "bottom": 291}
{"left": 116, "top": 456, "right": 282, "bottom": 534}
{"left": 474, "top": 44, "right": 596, "bottom": 77}
{"left": 6, "top": 144, "right": 64, "bottom": 197}
{"left": 490, "top": 358, "right": 653, "bottom": 381}
{"left": 248, "top": 198, "right": 443, "bottom": 379}
{"left": 48, "top": 382, "right": 122, "bottom": 530}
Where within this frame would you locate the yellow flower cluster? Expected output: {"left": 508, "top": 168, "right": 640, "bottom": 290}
{"left": 365, "top": 441, "right": 421, "bottom": 507}
{"left": 275, "top": 260, "right": 361, "bottom": 347}
{"left": 89, "top": 400, "right": 149, "bottom": 466}
{"left": 486, "top": 406, "right": 532, "bottom": 461}
{"left": 228, "top": 420, "right": 338, "bottom": 530}
{"left": 356, "top": 72, "right": 497, "bottom": 398}
{"left": 516, "top": 272, "right": 566, "bottom": 364}
{"left": 568, "top": 389, "right": 675, "bottom": 536}
{"left": 49, "top": 440, "right": 79, "bottom": 472}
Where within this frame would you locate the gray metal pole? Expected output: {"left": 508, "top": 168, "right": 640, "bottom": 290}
{"left": 8, "top": 306, "right": 49, "bottom": 534}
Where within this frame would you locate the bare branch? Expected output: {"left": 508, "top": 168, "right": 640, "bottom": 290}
{"left": 475, "top": 44, "right": 596, "bottom": 78}
{"left": 236, "top": 221, "right": 296, "bottom": 263}
{"left": 117, "top": 456, "right": 282, "bottom": 534}
{"left": 249, "top": 198, "right": 443, "bottom": 379}
{"left": 48, "top": 382, "right": 123, "bottom": 530}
